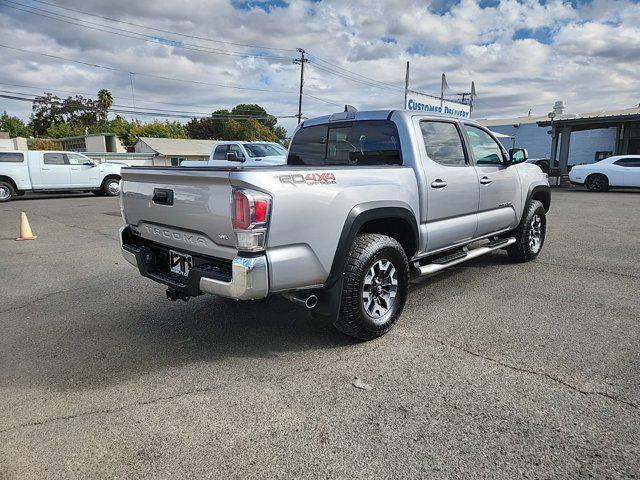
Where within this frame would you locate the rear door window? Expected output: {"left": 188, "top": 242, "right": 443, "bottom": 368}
{"left": 212, "top": 145, "right": 228, "bottom": 160}
{"left": 0, "top": 152, "right": 24, "bottom": 162}
{"left": 288, "top": 120, "right": 402, "bottom": 166}
{"left": 43, "top": 153, "right": 67, "bottom": 165}
{"left": 420, "top": 121, "right": 467, "bottom": 167}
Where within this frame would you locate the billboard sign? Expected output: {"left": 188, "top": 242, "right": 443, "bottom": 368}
{"left": 406, "top": 90, "right": 471, "bottom": 118}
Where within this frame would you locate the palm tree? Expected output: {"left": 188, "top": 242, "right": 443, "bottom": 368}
{"left": 97, "top": 89, "right": 113, "bottom": 123}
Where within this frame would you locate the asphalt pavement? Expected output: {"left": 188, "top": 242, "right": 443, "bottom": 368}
{"left": 0, "top": 189, "right": 638, "bottom": 479}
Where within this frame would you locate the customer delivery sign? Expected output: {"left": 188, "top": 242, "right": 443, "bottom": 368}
{"left": 406, "top": 90, "right": 471, "bottom": 118}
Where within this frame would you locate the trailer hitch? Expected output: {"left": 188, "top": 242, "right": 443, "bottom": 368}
{"left": 166, "top": 288, "right": 191, "bottom": 302}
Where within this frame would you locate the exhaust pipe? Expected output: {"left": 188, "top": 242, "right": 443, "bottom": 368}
{"left": 284, "top": 292, "right": 318, "bottom": 309}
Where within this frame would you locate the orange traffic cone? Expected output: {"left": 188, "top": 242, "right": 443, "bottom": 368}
{"left": 16, "top": 212, "right": 37, "bottom": 241}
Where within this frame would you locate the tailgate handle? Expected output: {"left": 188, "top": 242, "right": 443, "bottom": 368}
{"left": 152, "top": 188, "right": 174, "bottom": 206}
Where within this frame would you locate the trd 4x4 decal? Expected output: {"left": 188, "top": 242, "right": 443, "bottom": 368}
{"left": 279, "top": 172, "right": 336, "bottom": 185}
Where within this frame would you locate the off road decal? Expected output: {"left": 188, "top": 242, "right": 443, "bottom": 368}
{"left": 279, "top": 173, "right": 336, "bottom": 185}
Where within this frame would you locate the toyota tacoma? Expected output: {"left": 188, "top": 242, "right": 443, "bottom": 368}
{"left": 119, "top": 109, "right": 550, "bottom": 340}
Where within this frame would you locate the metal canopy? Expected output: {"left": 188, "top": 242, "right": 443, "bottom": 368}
{"left": 536, "top": 109, "right": 640, "bottom": 174}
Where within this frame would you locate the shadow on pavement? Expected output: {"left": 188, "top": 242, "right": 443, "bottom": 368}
{"left": 1, "top": 250, "right": 518, "bottom": 393}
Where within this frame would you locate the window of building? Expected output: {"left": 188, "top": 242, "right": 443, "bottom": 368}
{"left": 464, "top": 125, "right": 505, "bottom": 165}
{"left": 43, "top": 153, "right": 67, "bottom": 165}
{"left": 0, "top": 152, "right": 24, "bottom": 163}
{"left": 170, "top": 157, "right": 185, "bottom": 166}
{"left": 420, "top": 121, "right": 467, "bottom": 167}
{"left": 288, "top": 120, "right": 402, "bottom": 166}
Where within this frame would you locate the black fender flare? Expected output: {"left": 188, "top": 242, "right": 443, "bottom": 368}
{"left": 526, "top": 184, "right": 551, "bottom": 213}
{"left": 313, "top": 201, "right": 418, "bottom": 318}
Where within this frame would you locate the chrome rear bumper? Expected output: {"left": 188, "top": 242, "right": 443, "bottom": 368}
{"left": 120, "top": 225, "right": 268, "bottom": 300}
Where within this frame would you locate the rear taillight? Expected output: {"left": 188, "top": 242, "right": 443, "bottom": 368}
{"left": 231, "top": 188, "right": 271, "bottom": 252}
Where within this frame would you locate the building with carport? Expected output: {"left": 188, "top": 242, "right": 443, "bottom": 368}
{"left": 537, "top": 107, "right": 640, "bottom": 174}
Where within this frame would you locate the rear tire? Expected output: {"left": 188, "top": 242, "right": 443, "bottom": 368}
{"left": 585, "top": 174, "right": 609, "bottom": 192}
{"left": 102, "top": 177, "right": 121, "bottom": 196}
{"left": 333, "top": 234, "right": 409, "bottom": 340}
{"left": 0, "top": 181, "right": 15, "bottom": 202}
{"left": 507, "top": 200, "right": 546, "bottom": 263}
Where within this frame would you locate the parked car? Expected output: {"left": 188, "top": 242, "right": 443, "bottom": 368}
{"left": 569, "top": 155, "right": 640, "bottom": 191}
{"left": 180, "top": 141, "right": 287, "bottom": 167}
{"left": 526, "top": 158, "right": 550, "bottom": 174}
{"left": 0, "top": 150, "right": 122, "bottom": 202}
{"left": 119, "top": 109, "right": 550, "bottom": 340}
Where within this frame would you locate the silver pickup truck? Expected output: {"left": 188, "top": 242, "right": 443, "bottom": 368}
{"left": 119, "top": 109, "right": 550, "bottom": 340}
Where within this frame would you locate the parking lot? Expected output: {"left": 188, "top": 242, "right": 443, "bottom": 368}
{"left": 0, "top": 189, "right": 638, "bottom": 479}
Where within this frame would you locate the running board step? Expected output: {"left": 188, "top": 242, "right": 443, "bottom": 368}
{"left": 416, "top": 237, "right": 516, "bottom": 276}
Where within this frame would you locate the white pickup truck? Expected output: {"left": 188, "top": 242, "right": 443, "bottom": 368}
{"left": 181, "top": 141, "right": 287, "bottom": 168}
{"left": 0, "top": 150, "right": 122, "bottom": 202}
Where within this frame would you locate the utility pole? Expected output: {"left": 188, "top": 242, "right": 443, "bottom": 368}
{"left": 404, "top": 61, "right": 409, "bottom": 109}
{"left": 293, "top": 48, "right": 307, "bottom": 124}
{"left": 129, "top": 72, "right": 137, "bottom": 121}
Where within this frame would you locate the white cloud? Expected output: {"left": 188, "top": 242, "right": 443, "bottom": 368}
{"left": 0, "top": 0, "right": 639, "bottom": 133}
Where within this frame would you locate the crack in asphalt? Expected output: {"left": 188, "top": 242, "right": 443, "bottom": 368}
{"left": 536, "top": 260, "right": 640, "bottom": 280}
{"left": 0, "top": 387, "right": 213, "bottom": 435}
{"left": 0, "top": 287, "right": 82, "bottom": 315}
{"left": 431, "top": 337, "right": 639, "bottom": 410}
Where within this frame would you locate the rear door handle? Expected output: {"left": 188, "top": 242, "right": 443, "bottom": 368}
{"left": 430, "top": 179, "right": 447, "bottom": 189}
{"left": 480, "top": 176, "right": 492, "bottom": 185}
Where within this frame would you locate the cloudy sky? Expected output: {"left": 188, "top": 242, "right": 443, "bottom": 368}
{"left": 0, "top": 0, "right": 639, "bottom": 133}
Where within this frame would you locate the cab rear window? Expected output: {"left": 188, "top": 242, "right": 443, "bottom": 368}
{"left": 288, "top": 120, "right": 402, "bottom": 166}
{"left": 0, "top": 152, "right": 24, "bottom": 163}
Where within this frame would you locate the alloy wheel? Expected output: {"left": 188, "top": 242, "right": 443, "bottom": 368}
{"left": 362, "top": 259, "right": 398, "bottom": 323}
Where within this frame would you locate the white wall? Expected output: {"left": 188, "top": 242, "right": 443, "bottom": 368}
{"left": 0, "top": 137, "right": 28, "bottom": 150}
{"left": 85, "top": 135, "right": 107, "bottom": 152}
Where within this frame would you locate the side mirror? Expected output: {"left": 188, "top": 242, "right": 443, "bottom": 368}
{"left": 226, "top": 151, "right": 245, "bottom": 162}
{"left": 508, "top": 148, "right": 528, "bottom": 164}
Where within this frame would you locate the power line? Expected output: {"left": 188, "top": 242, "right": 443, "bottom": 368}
{"left": 1, "top": 1, "right": 293, "bottom": 61}
{"left": 0, "top": 82, "right": 294, "bottom": 115}
{"left": 305, "top": 93, "right": 342, "bottom": 108}
{"left": 0, "top": 43, "right": 341, "bottom": 109}
{"left": 27, "top": 0, "right": 296, "bottom": 53}
{"left": 0, "top": 91, "right": 299, "bottom": 119}
{"left": 0, "top": 43, "right": 294, "bottom": 93}
{"left": 308, "top": 54, "right": 405, "bottom": 92}
{"left": 309, "top": 61, "right": 404, "bottom": 93}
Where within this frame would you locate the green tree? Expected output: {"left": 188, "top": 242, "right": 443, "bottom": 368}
{"left": 231, "top": 104, "right": 276, "bottom": 129}
{"left": 186, "top": 104, "right": 282, "bottom": 141}
{"left": 46, "top": 122, "right": 84, "bottom": 138}
{"left": 125, "top": 120, "right": 187, "bottom": 146}
{"left": 28, "top": 138, "right": 59, "bottom": 150}
{"left": 273, "top": 125, "right": 287, "bottom": 142}
{"left": 30, "top": 93, "right": 100, "bottom": 135}
{"left": 102, "top": 116, "right": 134, "bottom": 146}
{"left": 0, "top": 111, "right": 31, "bottom": 137}
{"left": 97, "top": 89, "right": 113, "bottom": 123}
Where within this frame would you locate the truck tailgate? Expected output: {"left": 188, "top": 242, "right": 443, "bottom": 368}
{"left": 120, "top": 167, "right": 237, "bottom": 260}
